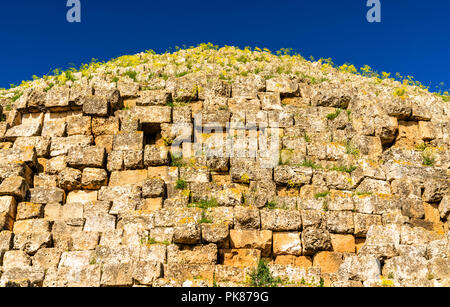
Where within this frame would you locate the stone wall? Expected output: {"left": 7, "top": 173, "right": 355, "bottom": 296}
{"left": 0, "top": 49, "right": 448, "bottom": 287}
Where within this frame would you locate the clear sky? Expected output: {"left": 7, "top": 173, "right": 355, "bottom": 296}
{"left": 1, "top": 0, "right": 449, "bottom": 92}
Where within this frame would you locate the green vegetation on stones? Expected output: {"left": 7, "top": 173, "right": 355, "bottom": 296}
{"left": 248, "top": 260, "right": 282, "bottom": 287}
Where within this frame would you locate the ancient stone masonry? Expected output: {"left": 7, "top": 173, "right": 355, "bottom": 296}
{"left": 0, "top": 46, "right": 448, "bottom": 287}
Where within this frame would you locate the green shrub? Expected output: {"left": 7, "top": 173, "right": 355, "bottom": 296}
{"left": 170, "top": 153, "right": 185, "bottom": 167}
{"left": 191, "top": 198, "right": 218, "bottom": 210}
{"left": 175, "top": 179, "right": 187, "bottom": 190}
{"left": 265, "top": 201, "right": 277, "bottom": 209}
{"left": 198, "top": 211, "right": 213, "bottom": 224}
{"left": 123, "top": 70, "right": 138, "bottom": 81}
{"left": 314, "top": 191, "right": 330, "bottom": 199}
{"left": 249, "top": 260, "right": 282, "bottom": 287}
{"left": 326, "top": 109, "right": 342, "bottom": 120}
{"left": 422, "top": 153, "right": 435, "bottom": 166}
{"left": 298, "top": 160, "right": 322, "bottom": 169}
{"left": 330, "top": 165, "right": 357, "bottom": 174}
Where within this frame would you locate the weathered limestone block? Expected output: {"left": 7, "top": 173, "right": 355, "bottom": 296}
{"left": 135, "top": 106, "right": 171, "bottom": 123}
{"left": 81, "top": 168, "right": 108, "bottom": 189}
{"left": 260, "top": 209, "right": 301, "bottom": 231}
{"left": 98, "top": 185, "right": 141, "bottom": 202}
{"left": 50, "top": 135, "right": 93, "bottom": 157}
{"left": 142, "top": 178, "right": 165, "bottom": 198}
{"left": 108, "top": 169, "right": 148, "bottom": 187}
{"left": 374, "top": 115, "right": 398, "bottom": 145}
{"left": 67, "top": 146, "right": 106, "bottom": 169}
{"left": 313, "top": 251, "right": 344, "bottom": 274}
{"left": 13, "top": 231, "right": 52, "bottom": 255}
{"left": 0, "top": 122, "right": 8, "bottom": 138}
{"left": 229, "top": 229, "right": 272, "bottom": 256}
{"left": 91, "top": 117, "right": 119, "bottom": 136}
{"left": 66, "top": 190, "right": 98, "bottom": 204}
{"left": 326, "top": 211, "right": 354, "bottom": 234}
{"left": 0, "top": 147, "right": 37, "bottom": 168}
{"left": 391, "top": 178, "right": 421, "bottom": 199}
{"left": 246, "top": 180, "right": 276, "bottom": 208}
{"left": 0, "top": 267, "right": 45, "bottom": 287}
{"left": 71, "top": 231, "right": 100, "bottom": 250}
{"left": 16, "top": 202, "right": 44, "bottom": 220}
{"left": 214, "top": 265, "right": 251, "bottom": 284}
{"left": 45, "top": 155, "right": 67, "bottom": 175}
{"left": 274, "top": 165, "right": 313, "bottom": 186}
{"left": 137, "top": 90, "right": 171, "bottom": 106}
{"left": 132, "top": 261, "right": 163, "bottom": 285}
{"left": 113, "top": 131, "right": 144, "bottom": 151}
{"left": 173, "top": 223, "right": 201, "bottom": 244}
{"left": 233, "top": 206, "right": 260, "bottom": 229}
{"left": 223, "top": 249, "right": 261, "bottom": 267}
{"left": 5, "top": 120, "right": 42, "bottom": 138}
{"left": 44, "top": 202, "right": 84, "bottom": 224}
{"left": 356, "top": 178, "right": 391, "bottom": 195}
{"left": 382, "top": 254, "right": 429, "bottom": 284}
{"left": 0, "top": 212, "right": 14, "bottom": 231}
{"left": 13, "top": 218, "right": 50, "bottom": 233}
{"left": 59, "top": 250, "right": 96, "bottom": 268}
{"left": 337, "top": 254, "right": 381, "bottom": 282}
{"left": 58, "top": 167, "right": 82, "bottom": 190}
{"left": 359, "top": 225, "right": 400, "bottom": 259}
{"left": 351, "top": 135, "right": 383, "bottom": 160}
{"left": 301, "top": 226, "right": 332, "bottom": 255}
{"left": 401, "top": 197, "right": 425, "bottom": 219}
{"left": 418, "top": 121, "right": 437, "bottom": 141}
{"left": 2, "top": 250, "right": 31, "bottom": 269}
{"left": 44, "top": 265, "right": 101, "bottom": 287}
{"left": 230, "top": 159, "right": 273, "bottom": 183}
{"left": 13, "top": 136, "right": 50, "bottom": 157}
{"left": 45, "top": 86, "right": 70, "bottom": 110}
{"left": 83, "top": 95, "right": 109, "bottom": 116}
{"left": 0, "top": 176, "right": 27, "bottom": 200}
{"left": 353, "top": 213, "right": 382, "bottom": 237}
{"left": 0, "top": 230, "right": 13, "bottom": 258}
{"left": 167, "top": 244, "right": 217, "bottom": 264}
{"left": 201, "top": 223, "right": 229, "bottom": 246}
{"left": 121, "top": 149, "right": 143, "bottom": 169}
{"left": 95, "top": 135, "right": 114, "bottom": 153}
{"left": 179, "top": 166, "right": 209, "bottom": 183}
{"left": 30, "top": 187, "right": 65, "bottom": 204}
{"left": 32, "top": 248, "right": 62, "bottom": 269}
{"left": 66, "top": 115, "right": 92, "bottom": 136}
{"left": 438, "top": 195, "right": 449, "bottom": 220}
{"left": 173, "top": 105, "right": 192, "bottom": 123}
{"left": 83, "top": 212, "right": 116, "bottom": 232}
{"left": 232, "top": 75, "right": 265, "bottom": 99}
{"left": 93, "top": 85, "right": 122, "bottom": 110}
{"left": 266, "top": 77, "right": 298, "bottom": 96}
{"left": 163, "top": 263, "right": 214, "bottom": 285}
{"left": 331, "top": 234, "right": 356, "bottom": 253}
{"left": 300, "top": 209, "right": 325, "bottom": 228}
{"left": 270, "top": 264, "right": 321, "bottom": 284}
{"left": 41, "top": 113, "right": 67, "bottom": 137}
{"left": 206, "top": 207, "right": 234, "bottom": 227}
{"left": 383, "top": 98, "right": 412, "bottom": 119}
{"left": 273, "top": 232, "right": 302, "bottom": 256}
{"left": 422, "top": 179, "right": 448, "bottom": 203}
{"left": 0, "top": 196, "right": 17, "bottom": 220}
{"left": 201, "top": 109, "right": 231, "bottom": 128}
{"left": 258, "top": 92, "right": 282, "bottom": 111}
{"left": 327, "top": 191, "right": 354, "bottom": 211}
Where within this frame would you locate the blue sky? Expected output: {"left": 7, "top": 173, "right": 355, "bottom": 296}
{"left": 1, "top": 0, "right": 449, "bottom": 92}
